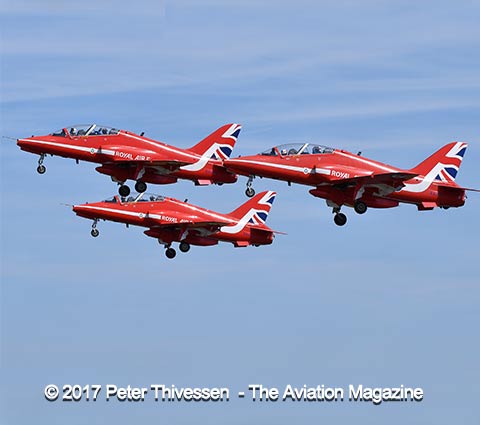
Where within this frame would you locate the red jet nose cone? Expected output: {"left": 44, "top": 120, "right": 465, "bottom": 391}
{"left": 17, "top": 137, "right": 41, "bottom": 154}
{"left": 72, "top": 204, "right": 93, "bottom": 218}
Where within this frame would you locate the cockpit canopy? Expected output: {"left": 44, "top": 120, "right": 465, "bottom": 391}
{"left": 51, "top": 124, "right": 120, "bottom": 137}
{"left": 102, "top": 194, "right": 165, "bottom": 204}
{"left": 260, "top": 143, "right": 334, "bottom": 156}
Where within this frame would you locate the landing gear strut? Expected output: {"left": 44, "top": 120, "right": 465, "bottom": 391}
{"left": 245, "top": 176, "right": 255, "bottom": 197}
{"left": 36, "top": 154, "right": 46, "bottom": 174}
{"left": 135, "top": 180, "right": 147, "bottom": 193}
{"left": 90, "top": 219, "right": 99, "bottom": 237}
{"left": 332, "top": 206, "right": 347, "bottom": 226}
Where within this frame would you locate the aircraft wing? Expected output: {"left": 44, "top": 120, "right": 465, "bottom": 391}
{"left": 329, "top": 172, "right": 418, "bottom": 187}
{"left": 110, "top": 157, "right": 193, "bottom": 167}
{"left": 102, "top": 146, "right": 194, "bottom": 167}
{"left": 146, "top": 220, "right": 231, "bottom": 232}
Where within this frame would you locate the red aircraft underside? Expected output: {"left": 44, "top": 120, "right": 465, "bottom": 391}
{"left": 72, "top": 190, "right": 278, "bottom": 259}
{"left": 17, "top": 123, "right": 241, "bottom": 196}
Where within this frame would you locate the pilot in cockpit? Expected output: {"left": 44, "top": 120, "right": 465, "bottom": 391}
{"left": 70, "top": 127, "right": 77, "bottom": 136}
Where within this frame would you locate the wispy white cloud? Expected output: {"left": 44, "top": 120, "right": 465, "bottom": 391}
{"left": 245, "top": 97, "right": 480, "bottom": 124}
{"left": 2, "top": 0, "right": 480, "bottom": 103}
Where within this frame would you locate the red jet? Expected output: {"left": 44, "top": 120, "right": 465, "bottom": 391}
{"left": 224, "top": 141, "right": 478, "bottom": 226}
{"left": 17, "top": 123, "right": 241, "bottom": 196}
{"left": 72, "top": 190, "right": 279, "bottom": 259}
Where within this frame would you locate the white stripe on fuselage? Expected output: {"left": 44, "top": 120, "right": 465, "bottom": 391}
{"left": 228, "top": 159, "right": 331, "bottom": 175}
{"left": 220, "top": 209, "right": 257, "bottom": 234}
{"left": 180, "top": 143, "right": 232, "bottom": 172}
{"left": 402, "top": 162, "right": 458, "bottom": 193}
{"left": 76, "top": 203, "right": 235, "bottom": 227}
{"left": 75, "top": 205, "right": 145, "bottom": 218}
{"left": 20, "top": 139, "right": 116, "bottom": 156}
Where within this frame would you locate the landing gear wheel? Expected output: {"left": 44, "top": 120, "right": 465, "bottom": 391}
{"left": 118, "top": 185, "right": 130, "bottom": 197}
{"left": 165, "top": 247, "right": 176, "bottom": 259}
{"left": 135, "top": 181, "right": 147, "bottom": 193}
{"left": 354, "top": 201, "right": 367, "bottom": 215}
{"left": 91, "top": 228, "right": 99, "bottom": 237}
{"left": 334, "top": 213, "right": 347, "bottom": 226}
{"left": 179, "top": 241, "right": 190, "bottom": 253}
{"left": 36, "top": 165, "right": 46, "bottom": 174}
{"left": 245, "top": 187, "right": 255, "bottom": 197}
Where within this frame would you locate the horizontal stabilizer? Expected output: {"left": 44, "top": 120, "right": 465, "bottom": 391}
{"left": 436, "top": 184, "right": 480, "bottom": 193}
{"left": 148, "top": 220, "right": 229, "bottom": 230}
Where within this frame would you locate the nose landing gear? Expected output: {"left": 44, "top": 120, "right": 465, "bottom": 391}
{"left": 245, "top": 175, "right": 255, "bottom": 197}
{"left": 90, "top": 219, "right": 100, "bottom": 237}
{"left": 36, "top": 154, "right": 46, "bottom": 174}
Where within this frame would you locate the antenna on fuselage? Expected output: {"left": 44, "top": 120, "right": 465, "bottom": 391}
{"left": 357, "top": 151, "right": 362, "bottom": 156}
{"left": 140, "top": 132, "right": 145, "bottom": 136}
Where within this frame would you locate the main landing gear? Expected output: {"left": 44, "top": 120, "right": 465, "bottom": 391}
{"left": 332, "top": 207, "right": 347, "bottom": 226}
{"left": 90, "top": 219, "right": 99, "bottom": 237}
{"left": 179, "top": 241, "right": 191, "bottom": 253}
{"left": 36, "top": 154, "right": 46, "bottom": 174}
{"left": 117, "top": 180, "right": 148, "bottom": 197}
{"left": 165, "top": 247, "right": 176, "bottom": 259}
{"left": 331, "top": 201, "right": 368, "bottom": 226}
{"left": 245, "top": 176, "right": 255, "bottom": 197}
{"left": 135, "top": 181, "right": 147, "bottom": 193}
{"left": 354, "top": 200, "right": 368, "bottom": 215}
{"left": 118, "top": 184, "right": 130, "bottom": 197}
{"left": 160, "top": 241, "right": 192, "bottom": 259}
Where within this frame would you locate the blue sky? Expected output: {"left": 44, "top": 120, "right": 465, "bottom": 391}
{"left": 1, "top": 0, "right": 479, "bottom": 424}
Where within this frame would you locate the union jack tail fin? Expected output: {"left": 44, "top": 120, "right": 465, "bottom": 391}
{"left": 229, "top": 191, "right": 276, "bottom": 225}
{"left": 188, "top": 123, "right": 241, "bottom": 160}
{"left": 410, "top": 142, "right": 467, "bottom": 183}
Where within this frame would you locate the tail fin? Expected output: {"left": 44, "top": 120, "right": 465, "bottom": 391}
{"left": 410, "top": 142, "right": 467, "bottom": 183}
{"left": 188, "top": 123, "right": 241, "bottom": 160}
{"left": 229, "top": 190, "right": 276, "bottom": 225}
